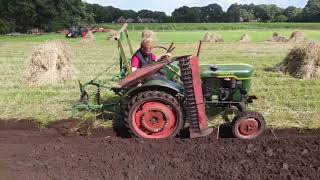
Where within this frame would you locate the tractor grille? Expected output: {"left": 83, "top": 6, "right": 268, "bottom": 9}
{"left": 179, "top": 58, "right": 200, "bottom": 131}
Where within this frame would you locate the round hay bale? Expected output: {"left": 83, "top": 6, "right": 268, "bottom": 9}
{"left": 275, "top": 42, "right": 320, "bottom": 79}
{"left": 142, "top": 30, "right": 157, "bottom": 41}
{"left": 25, "top": 40, "right": 78, "bottom": 84}
{"left": 202, "top": 32, "right": 224, "bottom": 43}
{"left": 240, "top": 34, "right": 251, "bottom": 43}
{"left": 290, "top": 31, "right": 306, "bottom": 42}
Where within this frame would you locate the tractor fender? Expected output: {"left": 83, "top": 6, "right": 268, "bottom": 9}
{"left": 125, "top": 79, "right": 183, "bottom": 97}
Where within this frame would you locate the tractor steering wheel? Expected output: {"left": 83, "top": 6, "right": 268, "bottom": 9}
{"left": 154, "top": 42, "right": 175, "bottom": 54}
{"left": 154, "top": 42, "right": 175, "bottom": 62}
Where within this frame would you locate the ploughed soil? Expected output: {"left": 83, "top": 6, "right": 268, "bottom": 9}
{"left": 0, "top": 119, "right": 319, "bottom": 180}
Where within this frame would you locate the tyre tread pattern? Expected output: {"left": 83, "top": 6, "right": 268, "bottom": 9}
{"left": 124, "top": 90, "right": 183, "bottom": 138}
{"left": 232, "top": 111, "right": 266, "bottom": 139}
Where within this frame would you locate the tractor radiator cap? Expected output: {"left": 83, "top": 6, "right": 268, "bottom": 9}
{"left": 210, "top": 65, "right": 219, "bottom": 71}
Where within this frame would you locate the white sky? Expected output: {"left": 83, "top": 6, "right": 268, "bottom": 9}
{"left": 84, "top": 0, "right": 308, "bottom": 15}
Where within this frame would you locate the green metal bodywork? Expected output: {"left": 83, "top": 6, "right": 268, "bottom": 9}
{"left": 155, "top": 62, "right": 254, "bottom": 102}
{"left": 163, "top": 61, "right": 180, "bottom": 80}
{"left": 200, "top": 64, "right": 254, "bottom": 80}
{"left": 200, "top": 64, "right": 253, "bottom": 102}
{"left": 124, "top": 78, "right": 183, "bottom": 97}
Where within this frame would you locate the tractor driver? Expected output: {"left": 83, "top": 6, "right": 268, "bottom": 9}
{"left": 131, "top": 38, "right": 157, "bottom": 72}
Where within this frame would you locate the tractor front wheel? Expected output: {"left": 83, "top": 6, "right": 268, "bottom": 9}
{"left": 126, "top": 91, "right": 184, "bottom": 139}
{"left": 232, "top": 111, "right": 266, "bottom": 140}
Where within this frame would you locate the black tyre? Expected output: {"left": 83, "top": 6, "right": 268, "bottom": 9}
{"left": 232, "top": 111, "right": 266, "bottom": 140}
{"left": 125, "top": 91, "right": 184, "bottom": 139}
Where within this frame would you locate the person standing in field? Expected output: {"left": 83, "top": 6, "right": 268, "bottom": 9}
{"left": 131, "top": 38, "right": 158, "bottom": 72}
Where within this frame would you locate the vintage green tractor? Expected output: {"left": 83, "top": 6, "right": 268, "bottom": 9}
{"left": 74, "top": 24, "right": 266, "bottom": 139}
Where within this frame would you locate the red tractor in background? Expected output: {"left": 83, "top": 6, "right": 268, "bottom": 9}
{"left": 65, "top": 25, "right": 95, "bottom": 39}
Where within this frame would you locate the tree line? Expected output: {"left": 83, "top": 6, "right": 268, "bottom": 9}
{"left": 0, "top": 0, "right": 320, "bottom": 34}
{"left": 0, "top": 0, "right": 94, "bottom": 34}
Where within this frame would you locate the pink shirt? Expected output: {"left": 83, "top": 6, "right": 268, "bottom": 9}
{"left": 131, "top": 54, "right": 157, "bottom": 68}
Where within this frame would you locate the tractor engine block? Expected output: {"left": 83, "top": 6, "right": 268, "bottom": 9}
{"left": 202, "top": 77, "right": 240, "bottom": 102}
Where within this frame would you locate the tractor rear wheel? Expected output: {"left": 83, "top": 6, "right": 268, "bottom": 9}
{"left": 125, "top": 91, "right": 184, "bottom": 139}
{"left": 232, "top": 111, "right": 266, "bottom": 140}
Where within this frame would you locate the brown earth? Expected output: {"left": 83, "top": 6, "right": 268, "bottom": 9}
{"left": 0, "top": 119, "right": 319, "bottom": 180}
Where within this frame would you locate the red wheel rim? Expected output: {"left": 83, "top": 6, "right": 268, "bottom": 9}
{"left": 238, "top": 118, "right": 259, "bottom": 139}
{"left": 132, "top": 102, "right": 178, "bottom": 139}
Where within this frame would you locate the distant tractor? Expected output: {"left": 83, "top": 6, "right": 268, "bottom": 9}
{"left": 66, "top": 25, "right": 94, "bottom": 38}
{"left": 74, "top": 24, "right": 266, "bottom": 139}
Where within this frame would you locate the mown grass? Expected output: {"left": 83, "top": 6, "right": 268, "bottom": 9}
{"left": 99, "top": 23, "right": 320, "bottom": 31}
{"left": 2, "top": 29, "right": 320, "bottom": 44}
{"left": 0, "top": 27, "right": 320, "bottom": 129}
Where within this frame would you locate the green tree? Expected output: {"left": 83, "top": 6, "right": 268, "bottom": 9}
{"left": 226, "top": 3, "right": 241, "bottom": 22}
{"left": 51, "top": 0, "right": 94, "bottom": 30}
{"left": 0, "top": 0, "right": 94, "bottom": 33}
{"left": 274, "top": 15, "right": 289, "bottom": 22}
{"left": 0, "top": 0, "right": 16, "bottom": 33}
{"left": 239, "top": 9, "right": 254, "bottom": 22}
{"left": 122, "top": 10, "right": 137, "bottom": 19}
{"left": 153, "top": 11, "right": 169, "bottom": 22}
{"left": 303, "top": 0, "right": 320, "bottom": 21}
{"left": 200, "top": 4, "right": 224, "bottom": 22}
{"left": 172, "top": 6, "right": 201, "bottom": 23}
{"left": 7, "top": 1, "right": 37, "bottom": 32}
{"left": 284, "top": 6, "right": 303, "bottom": 21}
{"left": 226, "top": 4, "right": 255, "bottom": 22}
{"left": 137, "top": 10, "right": 155, "bottom": 18}
{"left": 137, "top": 9, "right": 168, "bottom": 22}
{"left": 258, "top": 4, "right": 282, "bottom": 22}
{"left": 85, "top": 3, "right": 111, "bottom": 23}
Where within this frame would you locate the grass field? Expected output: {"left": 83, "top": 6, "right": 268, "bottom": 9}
{"left": 1, "top": 25, "right": 320, "bottom": 129}
{"left": 98, "top": 23, "right": 320, "bottom": 31}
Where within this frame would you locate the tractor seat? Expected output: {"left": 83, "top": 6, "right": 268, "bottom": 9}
{"left": 200, "top": 64, "right": 254, "bottom": 80}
